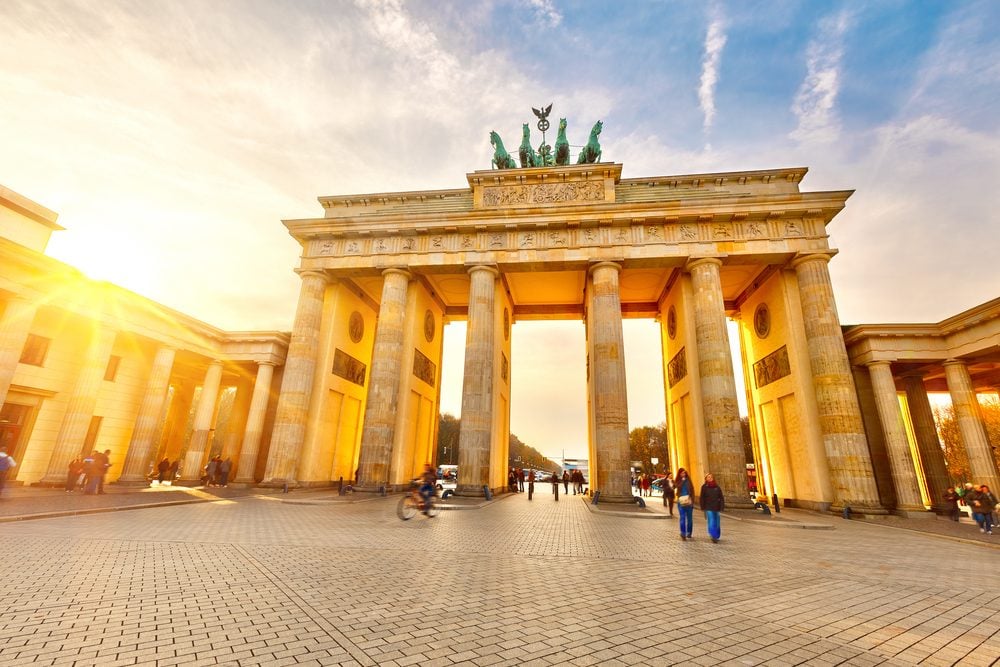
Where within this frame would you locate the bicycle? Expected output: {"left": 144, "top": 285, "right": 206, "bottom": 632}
{"left": 397, "top": 481, "right": 440, "bottom": 520}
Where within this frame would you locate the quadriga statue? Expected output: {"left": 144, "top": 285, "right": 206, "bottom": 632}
{"left": 490, "top": 131, "right": 517, "bottom": 170}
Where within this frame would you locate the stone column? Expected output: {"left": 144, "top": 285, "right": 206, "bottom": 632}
{"left": 117, "top": 346, "right": 176, "bottom": 484}
{"left": 866, "top": 362, "right": 926, "bottom": 512}
{"left": 587, "top": 262, "right": 633, "bottom": 502}
{"left": 453, "top": 266, "right": 498, "bottom": 496}
{"left": 943, "top": 360, "right": 1000, "bottom": 492}
{"left": 233, "top": 361, "right": 275, "bottom": 484}
{"left": 0, "top": 296, "right": 38, "bottom": 409}
{"left": 356, "top": 268, "right": 411, "bottom": 490}
{"left": 792, "top": 253, "right": 884, "bottom": 513}
{"left": 179, "top": 360, "right": 224, "bottom": 483}
{"left": 687, "top": 258, "right": 751, "bottom": 508}
{"left": 39, "top": 327, "right": 117, "bottom": 485}
{"left": 901, "top": 373, "right": 951, "bottom": 513}
{"left": 261, "top": 270, "right": 328, "bottom": 486}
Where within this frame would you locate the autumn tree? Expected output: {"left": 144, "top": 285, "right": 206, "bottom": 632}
{"left": 628, "top": 423, "right": 668, "bottom": 474}
{"left": 934, "top": 396, "right": 1000, "bottom": 482}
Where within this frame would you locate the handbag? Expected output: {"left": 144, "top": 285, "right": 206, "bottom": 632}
{"left": 678, "top": 494, "right": 692, "bottom": 506}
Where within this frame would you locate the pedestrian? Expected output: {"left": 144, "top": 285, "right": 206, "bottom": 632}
{"left": 641, "top": 473, "right": 651, "bottom": 497}
{"left": 66, "top": 458, "right": 85, "bottom": 492}
{"left": 156, "top": 457, "right": 170, "bottom": 484}
{"left": 508, "top": 468, "right": 517, "bottom": 493}
{"left": 83, "top": 450, "right": 100, "bottom": 494}
{"left": 96, "top": 449, "right": 111, "bottom": 494}
{"left": 205, "top": 456, "right": 219, "bottom": 486}
{"left": 527, "top": 469, "right": 535, "bottom": 501}
{"left": 700, "top": 473, "right": 725, "bottom": 543}
{"left": 662, "top": 475, "right": 675, "bottom": 517}
{"left": 0, "top": 447, "right": 17, "bottom": 497}
{"left": 551, "top": 470, "right": 560, "bottom": 501}
{"left": 168, "top": 459, "right": 180, "bottom": 483}
{"left": 562, "top": 470, "right": 570, "bottom": 495}
{"left": 968, "top": 484, "right": 997, "bottom": 535}
{"left": 219, "top": 457, "right": 232, "bottom": 487}
{"left": 675, "top": 468, "right": 694, "bottom": 540}
{"left": 517, "top": 468, "right": 525, "bottom": 492}
{"left": 943, "top": 486, "right": 961, "bottom": 522}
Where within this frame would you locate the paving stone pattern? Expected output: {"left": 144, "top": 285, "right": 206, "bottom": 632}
{"left": 0, "top": 492, "right": 997, "bottom": 666}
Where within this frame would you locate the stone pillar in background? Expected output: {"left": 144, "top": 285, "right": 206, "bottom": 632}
{"left": 233, "top": 361, "right": 276, "bottom": 485}
{"left": 792, "top": 253, "right": 884, "bottom": 513}
{"left": 179, "top": 360, "right": 224, "bottom": 483}
{"left": 356, "top": 268, "right": 411, "bottom": 490}
{"left": 118, "top": 346, "right": 176, "bottom": 484}
{"left": 688, "top": 258, "right": 751, "bottom": 508}
{"left": 261, "top": 270, "right": 328, "bottom": 486}
{"left": 901, "top": 374, "right": 951, "bottom": 513}
{"left": 866, "top": 362, "right": 926, "bottom": 513}
{"left": 0, "top": 297, "right": 38, "bottom": 409}
{"left": 456, "top": 266, "right": 497, "bottom": 497}
{"left": 943, "top": 360, "right": 1000, "bottom": 492}
{"left": 587, "top": 262, "right": 633, "bottom": 503}
{"left": 39, "top": 327, "right": 117, "bottom": 485}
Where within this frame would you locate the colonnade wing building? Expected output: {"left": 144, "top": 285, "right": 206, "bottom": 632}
{"left": 2, "top": 161, "right": 998, "bottom": 515}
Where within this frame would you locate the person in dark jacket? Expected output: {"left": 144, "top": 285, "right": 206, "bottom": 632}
{"left": 699, "top": 473, "right": 725, "bottom": 543}
{"left": 943, "top": 487, "right": 961, "bottom": 522}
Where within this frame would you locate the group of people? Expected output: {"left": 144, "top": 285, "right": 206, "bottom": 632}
{"left": 631, "top": 472, "right": 655, "bottom": 496}
{"left": 665, "top": 468, "right": 725, "bottom": 543}
{"left": 64, "top": 450, "right": 112, "bottom": 494}
{"left": 944, "top": 483, "right": 998, "bottom": 535}
{"left": 507, "top": 467, "right": 588, "bottom": 499}
{"left": 202, "top": 456, "right": 233, "bottom": 487}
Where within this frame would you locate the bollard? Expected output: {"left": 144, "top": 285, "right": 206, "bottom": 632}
{"left": 282, "top": 482, "right": 288, "bottom": 494}
{"left": 591, "top": 491, "right": 601, "bottom": 505}
{"left": 483, "top": 485, "right": 492, "bottom": 501}
{"left": 772, "top": 493, "right": 781, "bottom": 513}
{"left": 842, "top": 506, "right": 852, "bottom": 520}
{"left": 338, "top": 476, "right": 344, "bottom": 496}
{"left": 528, "top": 481, "right": 534, "bottom": 500}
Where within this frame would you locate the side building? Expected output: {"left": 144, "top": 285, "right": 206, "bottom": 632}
{"left": 0, "top": 185, "right": 290, "bottom": 487}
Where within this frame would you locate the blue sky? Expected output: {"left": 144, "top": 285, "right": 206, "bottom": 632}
{"left": 2, "top": 0, "right": 998, "bottom": 457}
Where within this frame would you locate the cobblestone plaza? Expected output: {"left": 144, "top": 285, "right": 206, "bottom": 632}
{"left": 1, "top": 491, "right": 997, "bottom": 666}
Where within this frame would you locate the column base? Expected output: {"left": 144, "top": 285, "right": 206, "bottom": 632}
{"left": 830, "top": 503, "right": 889, "bottom": 516}
{"left": 454, "top": 484, "right": 491, "bottom": 498}
{"left": 594, "top": 493, "right": 639, "bottom": 504}
{"left": 258, "top": 479, "right": 299, "bottom": 490}
{"left": 894, "top": 508, "right": 935, "bottom": 519}
{"left": 173, "top": 478, "right": 207, "bottom": 487}
{"left": 34, "top": 477, "right": 72, "bottom": 488}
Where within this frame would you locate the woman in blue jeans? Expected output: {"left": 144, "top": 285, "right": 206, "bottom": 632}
{"left": 675, "top": 468, "right": 695, "bottom": 540}
{"left": 699, "top": 473, "right": 725, "bottom": 543}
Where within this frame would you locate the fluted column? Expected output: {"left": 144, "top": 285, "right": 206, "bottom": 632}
{"left": 233, "top": 361, "right": 275, "bottom": 484}
{"left": 943, "top": 360, "right": 1000, "bottom": 492}
{"left": 792, "top": 253, "right": 883, "bottom": 513}
{"left": 867, "top": 362, "right": 925, "bottom": 512}
{"left": 0, "top": 296, "right": 38, "bottom": 409}
{"left": 688, "top": 258, "right": 751, "bottom": 508}
{"left": 179, "top": 360, "right": 224, "bottom": 483}
{"left": 39, "top": 327, "right": 117, "bottom": 484}
{"left": 453, "top": 266, "right": 498, "bottom": 496}
{"left": 356, "top": 268, "right": 412, "bottom": 490}
{"left": 261, "top": 270, "right": 328, "bottom": 486}
{"left": 587, "top": 262, "right": 632, "bottom": 502}
{"left": 118, "top": 346, "right": 176, "bottom": 483}
{"left": 901, "top": 374, "right": 950, "bottom": 513}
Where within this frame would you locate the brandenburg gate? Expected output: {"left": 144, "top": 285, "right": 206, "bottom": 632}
{"left": 259, "top": 156, "right": 888, "bottom": 513}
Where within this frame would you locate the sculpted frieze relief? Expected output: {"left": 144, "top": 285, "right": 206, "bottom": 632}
{"left": 309, "top": 216, "right": 817, "bottom": 258}
{"left": 482, "top": 180, "right": 605, "bottom": 207}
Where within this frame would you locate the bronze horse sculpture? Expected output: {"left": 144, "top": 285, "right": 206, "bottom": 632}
{"left": 554, "top": 118, "right": 570, "bottom": 166}
{"left": 518, "top": 124, "right": 540, "bottom": 168}
{"left": 576, "top": 120, "right": 602, "bottom": 164}
{"left": 490, "top": 131, "right": 517, "bottom": 170}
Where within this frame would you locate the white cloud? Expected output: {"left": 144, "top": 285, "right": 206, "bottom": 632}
{"left": 698, "top": 7, "right": 727, "bottom": 135}
{"left": 790, "top": 10, "right": 851, "bottom": 144}
{"left": 524, "top": 0, "right": 562, "bottom": 28}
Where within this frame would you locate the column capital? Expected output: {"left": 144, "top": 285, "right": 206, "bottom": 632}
{"left": 295, "top": 269, "right": 328, "bottom": 282}
{"left": 790, "top": 250, "right": 837, "bottom": 269}
{"left": 865, "top": 359, "right": 894, "bottom": 370}
{"left": 255, "top": 360, "right": 278, "bottom": 368}
{"left": 466, "top": 264, "right": 499, "bottom": 278}
{"left": 588, "top": 261, "right": 623, "bottom": 276}
{"left": 684, "top": 256, "right": 723, "bottom": 272}
{"left": 941, "top": 358, "right": 966, "bottom": 368}
{"left": 898, "top": 370, "right": 926, "bottom": 381}
{"left": 381, "top": 267, "right": 412, "bottom": 280}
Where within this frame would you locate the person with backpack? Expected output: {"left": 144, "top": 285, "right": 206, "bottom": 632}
{"left": 0, "top": 447, "right": 17, "bottom": 496}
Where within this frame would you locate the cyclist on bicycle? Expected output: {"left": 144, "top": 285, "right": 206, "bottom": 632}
{"left": 418, "top": 464, "right": 436, "bottom": 513}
